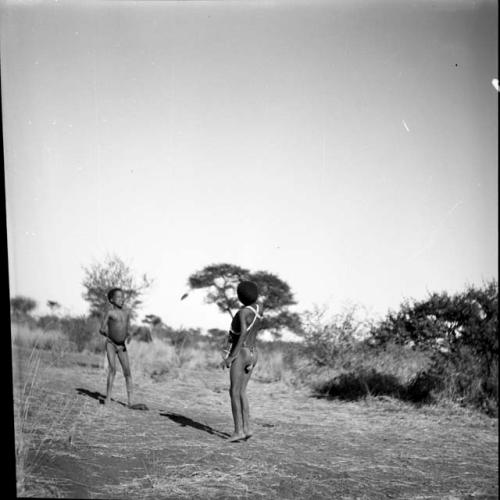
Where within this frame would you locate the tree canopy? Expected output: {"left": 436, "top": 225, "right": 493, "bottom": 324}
{"left": 10, "top": 295, "right": 37, "bottom": 320}
{"left": 187, "top": 263, "right": 301, "bottom": 338}
{"left": 82, "top": 254, "right": 152, "bottom": 318}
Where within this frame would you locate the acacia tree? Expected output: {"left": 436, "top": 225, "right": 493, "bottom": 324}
{"left": 187, "top": 263, "right": 301, "bottom": 339}
{"left": 82, "top": 254, "right": 152, "bottom": 319}
{"left": 10, "top": 295, "right": 37, "bottom": 321}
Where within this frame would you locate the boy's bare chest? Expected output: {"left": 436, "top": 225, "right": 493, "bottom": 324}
{"left": 109, "top": 311, "right": 127, "bottom": 325}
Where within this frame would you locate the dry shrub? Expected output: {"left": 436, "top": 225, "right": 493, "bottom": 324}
{"left": 431, "top": 348, "right": 498, "bottom": 416}
{"left": 128, "top": 338, "right": 221, "bottom": 381}
{"left": 129, "top": 336, "right": 300, "bottom": 385}
{"left": 341, "top": 342, "right": 432, "bottom": 384}
{"left": 254, "top": 349, "right": 287, "bottom": 383}
{"left": 129, "top": 338, "right": 178, "bottom": 380}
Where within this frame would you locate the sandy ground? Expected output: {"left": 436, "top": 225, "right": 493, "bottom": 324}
{"left": 13, "top": 347, "right": 498, "bottom": 499}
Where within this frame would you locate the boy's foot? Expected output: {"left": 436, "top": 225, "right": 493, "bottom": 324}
{"left": 244, "top": 430, "right": 253, "bottom": 440}
{"left": 227, "top": 432, "right": 246, "bottom": 443}
{"left": 104, "top": 397, "right": 111, "bottom": 405}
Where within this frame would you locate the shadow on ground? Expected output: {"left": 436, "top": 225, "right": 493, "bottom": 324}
{"left": 75, "top": 387, "right": 128, "bottom": 407}
{"left": 159, "top": 412, "right": 230, "bottom": 439}
{"left": 313, "top": 369, "right": 442, "bottom": 403}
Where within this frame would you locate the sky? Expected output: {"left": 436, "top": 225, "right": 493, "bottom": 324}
{"left": 1, "top": 0, "right": 498, "bottom": 334}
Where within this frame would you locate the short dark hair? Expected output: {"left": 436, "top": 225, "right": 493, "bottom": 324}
{"left": 107, "top": 287, "right": 123, "bottom": 302}
{"left": 237, "top": 281, "right": 259, "bottom": 306}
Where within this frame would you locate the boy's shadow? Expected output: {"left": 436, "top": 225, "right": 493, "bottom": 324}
{"left": 75, "top": 388, "right": 127, "bottom": 407}
{"left": 160, "top": 412, "right": 230, "bottom": 439}
{"left": 76, "top": 388, "right": 229, "bottom": 438}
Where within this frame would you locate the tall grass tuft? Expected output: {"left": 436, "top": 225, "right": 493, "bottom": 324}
{"left": 128, "top": 338, "right": 221, "bottom": 380}
{"left": 11, "top": 323, "right": 71, "bottom": 353}
{"left": 14, "top": 345, "right": 42, "bottom": 495}
{"left": 13, "top": 342, "right": 78, "bottom": 497}
{"left": 254, "top": 349, "right": 287, "bottom": 383}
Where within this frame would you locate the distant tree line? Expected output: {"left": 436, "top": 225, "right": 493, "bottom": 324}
{"left": 9, "top": 255, "right": 497, "bottom": 415}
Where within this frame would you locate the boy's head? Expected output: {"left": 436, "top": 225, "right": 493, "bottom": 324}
{"left": 107, "top": 287, "right": 124, "bottom": 307}
{"left": 237, "top": 281, "right": 258, "bottom": 306}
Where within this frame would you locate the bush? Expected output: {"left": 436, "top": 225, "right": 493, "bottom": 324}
{"left": 299, "top": 304, "right": 371, "bottom": 368}
{"left": 37, "top": 315, "right": 60, "bottom": 332}
{"left": 313, "top": 369, "right": 405, "bottom": 400}
{"left": 207, "top": 328, "right": 227, "bottom": 346}
{"left": 10, "top": 314, "right": 38, "bottom": 331}
{"left": 132, "top": 326, "right": 153, "bottom": 343}
{"left": 60, "top": 315, "right": 101, "bottom": 353}
{"left": 405, "top": 370, "right": 443, "bottom": 403}
{"left": 430, "top": 347, "right": 498, "bottom": 416}
{"left": 368, "top": 281, "right": 498, "bottom": 415}
{"left": 154, "top": 325, "right": 204, "bottom": 351}
{"left": 313, "top": 367, "right": 445, "bottom": 404}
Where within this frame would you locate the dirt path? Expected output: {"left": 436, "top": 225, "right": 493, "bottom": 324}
{"left": 14, "top": 347, "right": 498, "bottom": 499}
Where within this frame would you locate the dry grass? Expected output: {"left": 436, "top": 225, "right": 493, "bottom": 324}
{"left": 128, "top": 338, "right": 435, "bottom": 406}
{"left": 108, "top": 456, "right": 273, "bottom": 499}
{"left": 12, "top": 320, "right": 493, "bottom": 413}
{"left": 349, "top": 343, "right": 432, "bottom": 383}
{"left": 253, "top": 349, "right": 294, "bottom": 384}
{"left": 128, "top": 338, "right": 221, "bottom": 381}
{"left": 12, "top": 344, "right": 84, "bottom": 497}
{"left": 128, "top": 338, "right": 292, "bottom": 384}
{"left": 12, "top": 340, "right": 498, "bottom": 499}
{"left": 14, "top": 346, "right": 41, "bottom": 495}
{"left": 11, "top": 323, "right": 72, "bottom": 353}
{"left": 9, "top": 316, "right": 498, "bottom": 498}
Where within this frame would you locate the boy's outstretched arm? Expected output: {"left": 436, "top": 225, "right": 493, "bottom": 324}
{"left": 99, "top": 310, "right": 109, "bottom": 337}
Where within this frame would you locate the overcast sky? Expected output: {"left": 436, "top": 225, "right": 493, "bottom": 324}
{"left": 1, "top": 0, "right": 497, "bottom": 332}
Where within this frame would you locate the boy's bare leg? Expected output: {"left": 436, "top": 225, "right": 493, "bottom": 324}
{"left": 241, "top": 378, "right": 251, "bottom": 438}
{"left": 228, "top": 357, "right": 245, "bottom": 442}
{"left": 241, "top": 348, "right": 257, "bottom": 438}
{"left": 117, "top": 349, "right": 133, "bottom": 407}
{"left": 105, "top": 342, "right": 117, "bottom": 404}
